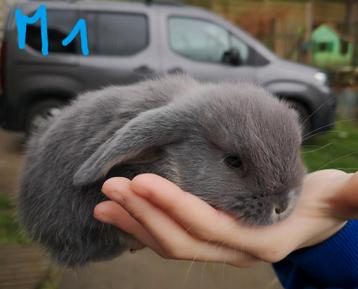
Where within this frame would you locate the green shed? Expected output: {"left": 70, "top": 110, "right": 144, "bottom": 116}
{"left": 311, "top": 24, "right": 354, "bottom": 70}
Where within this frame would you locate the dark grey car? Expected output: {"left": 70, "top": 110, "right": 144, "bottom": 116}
{"left": 0, "top": 0, "right": 336, "bottom": 135}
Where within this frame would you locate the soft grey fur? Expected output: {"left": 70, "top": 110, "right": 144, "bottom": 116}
{"left": 18, "top": 75, "right": 305, "bottom": 267}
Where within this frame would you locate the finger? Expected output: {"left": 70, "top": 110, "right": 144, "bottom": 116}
{"left": 130, "top": 175, "right": 262, "bottom": 246}
{"left": 130, "top": 174, "right": 302, "bottom": 261}
{"left": 94, "top": 201, "right": 145, "bottom": 250}
{"left": 94, "top": 200, "right": 143, "bottom": 237}
{"left": 102, "top": 177, "right": 258, "bottom": 266}
{"left": 94, "top": 200, "right": 161, "bottom": 252}
{"left": 130, "top": 174, "right": 229, "bottom": 239}
{"left": 95, "top": 194, "right": 163, "bottom": 253}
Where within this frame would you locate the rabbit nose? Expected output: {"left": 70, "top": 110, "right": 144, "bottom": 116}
{"left": 271, "top": 190, "right": 298, "bottom": 223}
{"left": 273, "top": 204, "right": 287, "bottom": 215}
{"left": 273, "top": 201, "right": 288, "bottom": 215}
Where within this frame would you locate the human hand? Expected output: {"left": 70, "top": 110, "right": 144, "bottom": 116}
{"left": 94, "top": 170, "right": 357, "bottom": 267}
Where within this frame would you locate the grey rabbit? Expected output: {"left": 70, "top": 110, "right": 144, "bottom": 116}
{"left": 18, "top": 74, "right": 305, "bottom": 267}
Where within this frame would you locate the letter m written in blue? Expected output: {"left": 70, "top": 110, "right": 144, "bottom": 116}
{"left": 15, "top": 4, "right": 49, "bottom": 56}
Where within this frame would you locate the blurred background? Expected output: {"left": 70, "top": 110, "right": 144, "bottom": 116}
{"left": 0, "top": 0, "right": 357, "bottom": 288}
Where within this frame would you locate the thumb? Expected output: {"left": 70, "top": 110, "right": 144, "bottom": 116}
{"left": 331, "top": 171, "right": 358, "bottom": 219}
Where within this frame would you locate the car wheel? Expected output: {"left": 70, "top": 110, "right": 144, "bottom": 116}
{"left": 26, "top": 100, "right": 64, "bottom": 136}
{"left": 287, "top": 101, "right": 311, "bottom": 138}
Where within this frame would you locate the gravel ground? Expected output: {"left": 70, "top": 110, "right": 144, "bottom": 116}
{"left": 60, "top": 249, "right": 282, "bottom": 289}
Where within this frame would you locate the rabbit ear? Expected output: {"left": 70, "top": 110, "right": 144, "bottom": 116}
{"left": 73, "top": 105, "right": 189, "bottom": 186}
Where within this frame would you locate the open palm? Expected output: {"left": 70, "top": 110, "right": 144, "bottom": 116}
{"left": 94, "top": 170, "right": 358, "bottom": 267}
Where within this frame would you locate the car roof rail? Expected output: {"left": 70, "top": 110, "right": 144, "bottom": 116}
{"left": 102, "top": 0, "right": 184, "bottom": 5}
{"left": 27, "top": 0, "right": 183, "bottom": 5}
{"left": 136, "top": 0, "right": 183, "bottom": 5}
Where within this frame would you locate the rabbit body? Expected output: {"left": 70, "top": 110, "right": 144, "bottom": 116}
{"left": 18, "top": 75, "right": 305, "bottom": 266}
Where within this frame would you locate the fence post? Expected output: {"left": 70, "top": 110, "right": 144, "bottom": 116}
{"left": 346, "top": 0, "right": 357, "bottom": 66}
{"left": 304, "top": 1, "right": 313, "bottom": 64}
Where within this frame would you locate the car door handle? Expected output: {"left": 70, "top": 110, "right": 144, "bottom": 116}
{"left": 167, "top": 67, "right": 185, "bottom": 74}
{"left": 134, "top": 65, "right": 155, "bottom": 75}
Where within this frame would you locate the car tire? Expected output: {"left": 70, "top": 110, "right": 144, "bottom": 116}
{"left": 26, "top": 99, "right": 64, "bottom": 137}
{"left": 287, "top": 101, "right": 311, "bottom": 138}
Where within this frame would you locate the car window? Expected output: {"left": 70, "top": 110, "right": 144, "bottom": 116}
{"left": 26, "top": 10, "right": 78, "bottom": 54}
{"left": 95, "top": 13, "right": 148, "bottom": 56}
{"left": 169, "top": 17, "right": 249, "bottom": 64}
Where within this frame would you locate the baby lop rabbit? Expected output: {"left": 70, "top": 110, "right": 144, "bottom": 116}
{"left": 18, "top": 75, "right": 305, "bottom": 266}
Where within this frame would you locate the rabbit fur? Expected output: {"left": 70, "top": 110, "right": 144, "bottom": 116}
{"left": 18, "top": 74, "right": 305, "bottom": 266}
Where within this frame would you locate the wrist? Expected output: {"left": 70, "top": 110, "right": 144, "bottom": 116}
{"left": 299, "top": 221, "right": 347, "bottom": 249}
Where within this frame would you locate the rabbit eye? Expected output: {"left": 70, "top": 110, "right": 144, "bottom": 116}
{"left": 224, "top": 155, "right": 242, "bottom": 168}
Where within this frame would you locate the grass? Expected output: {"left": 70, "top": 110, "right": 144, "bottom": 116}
{"left": 0, "top": 197, "right": 58, "bottom": 288}
{"left": 302, "top": 119, "right": 358, "bottom": 173}
{"left": 0, "top": 194, "right": 30, "bottom": 244}
{"left": 36, "top": 266, "right": 62, "bottom": 289}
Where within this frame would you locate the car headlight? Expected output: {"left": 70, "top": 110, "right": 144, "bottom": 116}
{"left": 314, "top": 72, "right": 328, "bottom": 85}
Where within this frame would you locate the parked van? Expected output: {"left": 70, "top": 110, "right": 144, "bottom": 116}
{"left": 0, "top": 0, "right": 336, "bottom": 134}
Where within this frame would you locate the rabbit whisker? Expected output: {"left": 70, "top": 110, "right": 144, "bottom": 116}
{"left": 302, "top": 142, "right": 335, "bottom": 153}
{"left": 303, "top": 117, "right": 358, "bottom": 140}
{"left": 318, "top": 150, "right": 358, "bottom": 170}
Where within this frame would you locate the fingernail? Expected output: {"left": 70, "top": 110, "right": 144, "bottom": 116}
{"left": 94, "top": 210, "right": 112, "bottom": 224}
{"left": 94, "top": 203, "right": 115, "bottom": 224}
{"left": 108, "top": 190, "right": 127, "bottom": 207}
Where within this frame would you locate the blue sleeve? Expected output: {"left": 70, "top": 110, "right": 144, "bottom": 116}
{"left": 273, "top": 220, "right": 358, "bottom": 289}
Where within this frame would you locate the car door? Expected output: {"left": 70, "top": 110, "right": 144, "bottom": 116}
{"left": 78, "top": 6, "right": 160, "bottom": 91}
{"left": 158, "top": 9, "right": 257, "bottom": 83}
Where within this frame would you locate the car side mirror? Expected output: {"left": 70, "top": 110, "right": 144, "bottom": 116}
{"left": 222, "top": 48, "right": 242, "bottom": 66}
